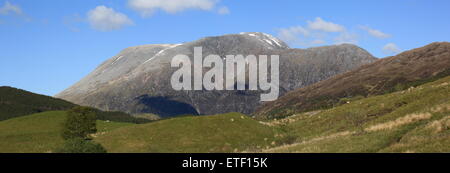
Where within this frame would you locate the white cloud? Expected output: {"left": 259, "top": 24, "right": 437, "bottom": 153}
{"left": 382, "top": 43, "right": 401, "bottom": 55}
{"left": 277, "top": 26, "right": 310, "bottom": 43}
{"left": 277, "top": 17, "right": 361, "bottom": 48}
{"left": 307, "top": 17, "right": 345, "bottom": 32}
{"left": 0, "top": 1, "right": 22, "bottom": 15}
{"left": 128, "top": 0, "right": 217, "bottom": 17}
{"left": 334, "top": 32, "right": 359, "bottom": 44}
{"left": 311, "top": 39, "right": 326, "bottom": 44}
{"left": 217, "top": 6, "right": 229, "bottom": 15}
{"left": 277, "top": 26, "right": 329, "bottom": 47}
{"left": 87, "top": 6, "right": 133, "bottom": 31}
{"left": 360, "top": 26, "right": 390, "bottom": 39}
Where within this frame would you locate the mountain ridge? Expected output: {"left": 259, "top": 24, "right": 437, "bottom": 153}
{"left": 254, "top": 42, "right": 450, "bottom": 119}
{"left": 0, "top": 86, "right": 152, "bottom": 123}
{"left": 0, "top": 86, "right": 76, "bottom": 121}
{"left": 56, "top": 32, "right": 376, "bottom": 117}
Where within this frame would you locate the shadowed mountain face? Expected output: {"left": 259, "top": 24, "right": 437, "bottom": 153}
{"left": 56, "top": 32, "right": 376, "bottom": 116}
{"left": 254, "top": 42, "right": 450, "bottom": 120}
{"left": 135, "top": 95, "right": 199, "bottom": 118}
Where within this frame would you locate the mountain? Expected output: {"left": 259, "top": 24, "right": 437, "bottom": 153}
{"left": 254, "top": 42, "right": 450, "bottom": 119}
{"left": 56, "top": 32, "right": 376, "bottom": 117}
{"left": 0, "top": 86, "right": 151, "bottom": 123}
{"left": 0, "top": 86, "right": 76, "bottom": 121}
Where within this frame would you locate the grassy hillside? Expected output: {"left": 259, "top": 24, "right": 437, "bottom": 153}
{"left": 0, "top": 86, "right": 76, "bottom": 121}
{"left": 0, "top": 86, "right": 152, "bottom": 123}
{"left": 0, "top": 111, "right": 132, "bottom": 153}
{"left": 94, "top": 113, "right": 279, "bottom": 153}
{"left": 94, "top": 109, "right": 153, "bottom": 124}
{"left": 0, "top": 111, "right": 280, "bottom": 153}
{"left": 255, "top": 42, "right": 450, "bottom": 119}
{"left": 1, "top": 76, "right": 448, "bottom": 153}
{"left": 262, "top": 76, "right": 450, "bottom": 153}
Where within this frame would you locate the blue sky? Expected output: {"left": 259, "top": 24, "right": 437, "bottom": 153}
{"left": 1, "top": 0, "right": 449, "bottom": 96}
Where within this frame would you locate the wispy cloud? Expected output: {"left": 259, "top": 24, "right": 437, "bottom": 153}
{"left": 217, "top": 6, "right": 230, "bottom": 15}
{"left": 276, "top": 17, "right": 401, "bottom": 50}
{"left": 360, "top": 26, "right": 391, "bottom": 39}
{"left": 276, "top": 17, "right": 351, "bottom": 47}
{"left": 311, "top": 39, "right": 326, "bottom": 44}
{"left": 0, "top": 1, "right": 22, "bottom": 15}
{"left": 128, "top": 0, "right": 218, "bottom": 17}
{"left": 87, "top": 6, "right": 133, "bottom": 32}
{"left": 382, "top": 43, "right": 401, "bottom": 55}
{"left": 277, "top": 26, "right": 309, "bottom": 42}
{"left": 277, "top": 26, "right": 319, "bottom": 47}
{"left": 307, "top": 17, "right": 345, "bottom": 32}
{"left": 334, "top": 32, "right": 359, "bottom": 44}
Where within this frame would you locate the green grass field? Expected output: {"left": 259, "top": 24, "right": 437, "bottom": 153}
{"left": 0, "top": 112, "right": 279, "bottom": 153}
{"left": 94, "top": 113, "right": 278, "bottom": 153}
{"left": 0, "top": 111, "right": 132, "bottom": 153}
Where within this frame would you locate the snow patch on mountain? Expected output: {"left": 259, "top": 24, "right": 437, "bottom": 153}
{"left": 240, "top": 32, "right": 288, "bottom": 49}
{"left": 143, "top": 44, "right": 182, "bottom": 64}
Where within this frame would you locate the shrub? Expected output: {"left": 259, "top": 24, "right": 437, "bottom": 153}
{"left": 56, "top": 138, "right": 106, "bottom": 153}
{"left": 394, "top": 83, "right": 407, "bottom": 92}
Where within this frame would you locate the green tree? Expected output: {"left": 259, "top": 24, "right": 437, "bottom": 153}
{"left": 62, "top": 106, "right": 97, "bottom": 140}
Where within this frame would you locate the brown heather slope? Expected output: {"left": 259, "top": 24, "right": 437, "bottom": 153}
{"left": 254, "top": 42, "right": 450, "bottom": 120}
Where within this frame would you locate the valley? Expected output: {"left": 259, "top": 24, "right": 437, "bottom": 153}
{"left": 0, "top": 75, "right": 448, "bottom": 153}
{"left": 0, "top": 36, "right": 448, "bottom": 153}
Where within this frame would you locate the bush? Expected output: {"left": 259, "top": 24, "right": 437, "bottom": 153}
{"left": 62, "top": 106, "right": 97, "bottom": 140}
{"left": 394, "top": 83, "right": 407, "bottom": 92}
{"left": 56, "top": 138, "right": 106, "bottom": 153}
{"left": 277, "top": 135, "right": 297, "bottom": 145}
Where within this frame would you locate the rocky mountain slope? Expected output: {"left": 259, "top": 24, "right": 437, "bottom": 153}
{"left": 56, "top": 32, "right": 376, "bottom": 117}
{"left": 254, "top": 42, "right": 450, "bottom": 119}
